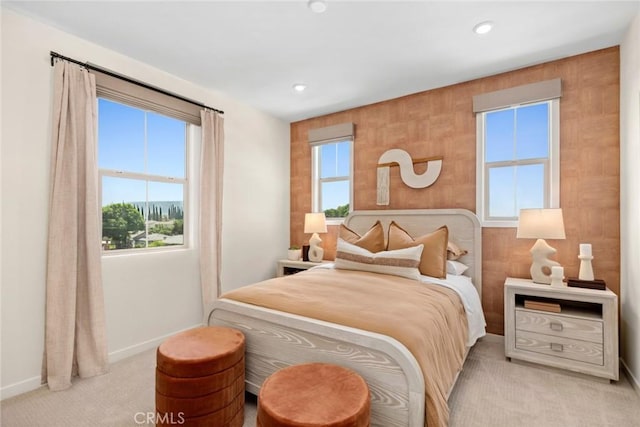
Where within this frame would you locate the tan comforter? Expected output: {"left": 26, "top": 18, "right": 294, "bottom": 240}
{"left": 222, "top": 267, "right": 468, "bottom": 427}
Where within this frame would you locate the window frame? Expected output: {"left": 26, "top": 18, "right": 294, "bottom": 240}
{"left": 476, "top": 98, "right": 560, "bottom": 227}
{"left": 310, "top": 138, "right": 354, "bottom": 225}
{"left": 98, "top": 97, "right": 191, "bottom": 254}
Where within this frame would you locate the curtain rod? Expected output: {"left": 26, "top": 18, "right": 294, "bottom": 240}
{"left": 50, "top": 51, "right": 224, "bottom": 115}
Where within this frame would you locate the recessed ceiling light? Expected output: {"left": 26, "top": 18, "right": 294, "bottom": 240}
{"left": 473, "top": 21, "right": 493, "bottom": 35}
{"left": 308, "top": 0, "right": 327, "bottom": 14}
{"left": 293, "top": 83, "right": 307, "bottom": 92}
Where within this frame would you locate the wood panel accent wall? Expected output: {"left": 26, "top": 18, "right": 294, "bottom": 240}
{"left": 290, "top": 47, "right": 620, "bottom": 335}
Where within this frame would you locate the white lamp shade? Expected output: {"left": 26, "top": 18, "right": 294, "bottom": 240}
{"left": 517, "top": 208, "right": 566, "bottom": 240}
{"left": 304, "top": 213, "right": 327, "bottom": 234}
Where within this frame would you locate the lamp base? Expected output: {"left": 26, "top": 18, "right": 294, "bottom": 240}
{"left": 529, "top": 238, "right": 560, "bottom": 285}
{"left": 308, "top": 232, "right": 324, "bottom": 262}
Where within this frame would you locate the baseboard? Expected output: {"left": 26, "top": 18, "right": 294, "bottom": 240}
{"left": 108, "top": 323, "right": 204, "bottom": 364}
{"left": 0, "top": 376, "right": 45, "bottom": 400}
{"left": 621, "top": 358, "right": 640, "bottom": 395}
{"left": 1, "top": 323, "right": 204, "bottom": 401}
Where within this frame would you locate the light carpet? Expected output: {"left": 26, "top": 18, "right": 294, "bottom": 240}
{"left": 2, "top": 335, "right": 638, "bottom": 426}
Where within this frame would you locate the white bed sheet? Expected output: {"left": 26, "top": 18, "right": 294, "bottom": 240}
{"left": 311, "top": 263, "right": 486, "bottom": 347}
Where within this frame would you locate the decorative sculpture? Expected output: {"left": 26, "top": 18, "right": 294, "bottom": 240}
{"left": 578, "top": 243, "right": 595, "bottom": 281}
{"left": 376, "top": 149, "right": 442, "bottom": 205}
{"left": 550, "top": 266, "right": 565, "bottom": 287}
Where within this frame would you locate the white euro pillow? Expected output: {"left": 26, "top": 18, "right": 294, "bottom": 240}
{"left": 446, "top": 260, "right": 469, "bottom": 276}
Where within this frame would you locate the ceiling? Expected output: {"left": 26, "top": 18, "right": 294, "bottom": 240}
{"left": 4, "top": 1, "right": 639, "bottom": 122}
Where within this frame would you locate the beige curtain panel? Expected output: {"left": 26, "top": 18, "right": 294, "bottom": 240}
{"left": 199, "top": 110, "right": 225, "bottom": 309}
{"left": 43, "top": 61, "right": 109, "bottom": 391}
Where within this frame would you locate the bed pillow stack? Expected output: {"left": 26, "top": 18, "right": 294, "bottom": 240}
{"left": 337, "top": 219, "right": 469, "bottom": 279}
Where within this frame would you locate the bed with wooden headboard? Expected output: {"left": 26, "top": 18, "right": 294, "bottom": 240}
{"left": 206, "top": 209, "right": 482, "bottom": 427}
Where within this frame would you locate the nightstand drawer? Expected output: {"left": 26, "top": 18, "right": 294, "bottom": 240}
{"left": 515, "top": 309, "right": 603, "bottom": 343}
{"left": 516, "top": 330, "right": 603, "bottom": 366}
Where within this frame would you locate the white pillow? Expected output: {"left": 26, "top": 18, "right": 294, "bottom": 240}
{"left": 335, "top": 238, "right": 423, "bottom": 280}
{"left": 446, "top": 260, "right": 469, "bottom": 276}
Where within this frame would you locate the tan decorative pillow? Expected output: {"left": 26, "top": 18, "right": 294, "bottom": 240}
{"left": 387, "top": 221, "right": 448, "bottom": 279}
{"left": 447, "top": 241, "right": 468, "bottom": 260}
{"left": 339, "top": 220, "right": 385, "bottom": 253}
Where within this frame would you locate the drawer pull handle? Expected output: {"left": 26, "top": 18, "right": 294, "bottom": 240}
{"left": 550, "top": 343, "right": 564, "bottom": 352}
{"left": 550, "top": 322, "right": 563, "bottom": 331}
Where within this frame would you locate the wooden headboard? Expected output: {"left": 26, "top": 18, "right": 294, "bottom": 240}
{"left": 343, "top": 209, "right": 482, "bottom": 295}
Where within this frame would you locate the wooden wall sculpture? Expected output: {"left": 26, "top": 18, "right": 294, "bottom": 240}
{"left": 376, "top": 149, "right": 443, "bottom": 205}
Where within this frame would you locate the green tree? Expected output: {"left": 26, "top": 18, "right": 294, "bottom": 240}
{"left": 324, "top": 203, "right": 349, "bottom": 218}
{"left": 150, "top": 224, "right": 173, "bottom": 235}
{"left": 149, "top": 219, "right": 183, "bottom": 236}
{"left": 172, "top": 219, "right": 184, "bottom": 235}
{"left": 102, "top": 203, "right": 145, "bottom": 249}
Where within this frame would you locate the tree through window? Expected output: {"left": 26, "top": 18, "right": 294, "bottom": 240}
{"left": 98, "top": 98, "right": 188, "bottom": 251}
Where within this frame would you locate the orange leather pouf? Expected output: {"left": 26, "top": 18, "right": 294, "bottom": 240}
{"left": 156, "top": 326, "right": 245, "bottom": 427}
{"left": 257, "top": 363, "right": 370, "bottom": 427}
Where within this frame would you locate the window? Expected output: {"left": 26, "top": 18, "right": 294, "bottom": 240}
{"left": 476, "top": 99, "right": 559, "bottom": 226}
{"left": 309, "top": 122, "right": 355, "bottom": 221}
{"left": 311, "top": 140, "right": 353, "bottom": 219}
{"left": 98, "top": 98, "right": 189, "bottom": 251}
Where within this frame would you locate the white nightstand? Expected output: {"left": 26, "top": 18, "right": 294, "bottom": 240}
{"left": 504, "top": 277, "right": 618, "bottom": 381}
{"left": 276, "top": 259, "right": 327, "bottom": 277}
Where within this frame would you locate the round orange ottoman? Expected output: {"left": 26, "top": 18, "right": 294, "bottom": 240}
{"left": 156, "top": 326, "right": 245, "bottom": 426}
{"left": 257, "top": 363, "right": 370, "bottom": 427}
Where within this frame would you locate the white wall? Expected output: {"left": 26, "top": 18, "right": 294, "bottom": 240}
{"left": 1, "top": 9, "right": 290, "bottom": 398}
{"left": 620, "top": 9, "right": 640, "bottom": 390}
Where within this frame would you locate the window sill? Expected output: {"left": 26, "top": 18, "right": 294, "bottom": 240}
{"left": 101, "top": 246, "right": 191, "bottom": 257}
{"left": 480, "top": 219, "right": 519, "bottom": 228}
{"left": 325, "top": 218, "right": 346, "bottom": 226}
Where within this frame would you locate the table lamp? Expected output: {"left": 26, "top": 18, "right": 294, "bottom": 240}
{"left": 304, "top": 213, "right": 327, "bottom": 262}
{"left": 516, "top": 208, "right": 566, "bottom": 284}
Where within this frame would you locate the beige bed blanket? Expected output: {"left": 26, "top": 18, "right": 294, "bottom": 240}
{"left": 222, "top": 267, "right": 468, "bottom": 427}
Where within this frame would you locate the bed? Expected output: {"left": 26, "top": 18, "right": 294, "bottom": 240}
{"left": 206, "top": 209, "right": 484, "bottom": 426}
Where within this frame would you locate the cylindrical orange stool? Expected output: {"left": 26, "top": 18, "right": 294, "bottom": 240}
{"left": 156, "top": 326, "right": 245, "bottom": 427}
{"left": 257, "top": 363, "right": 370, "bottom": 427}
